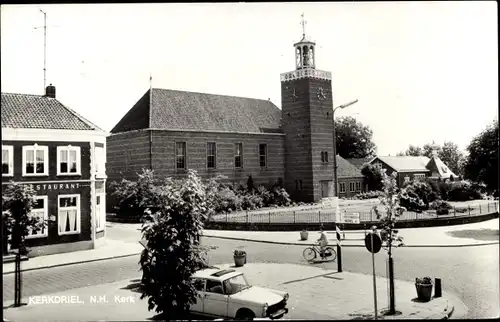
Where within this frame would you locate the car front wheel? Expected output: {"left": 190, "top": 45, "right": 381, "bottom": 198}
{"left": 235, "top": 308, "right": 255, "bottom": 320}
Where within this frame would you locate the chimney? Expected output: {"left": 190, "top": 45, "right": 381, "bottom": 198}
{"left": 45, "top": 84, "right": 56, "bottom": 98}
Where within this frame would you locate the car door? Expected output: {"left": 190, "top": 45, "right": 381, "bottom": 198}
{"left": 203, "top": 279, "right": 229, "bottom": 317}
{"left": 190, "top": 278, "right": 205, "bottom": 314}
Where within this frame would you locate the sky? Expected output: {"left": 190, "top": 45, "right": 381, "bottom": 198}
{"left": 1, "top": 2, "right": 498, "bottom": 156}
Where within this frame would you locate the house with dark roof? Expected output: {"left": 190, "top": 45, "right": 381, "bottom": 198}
{"left": 346, "top": 157, "right": 372, "bottom": 171}
{"left": 107, "top": 29, "right": 339, "bottom": 206}
{"left": 369, "top": 145, "right": 457, "bottom": 187}
{"left": 336, "top": 155, "right": 366, "bottom": 197}
{"left": 1, "top": 85, "right": 108, "bottom": 257}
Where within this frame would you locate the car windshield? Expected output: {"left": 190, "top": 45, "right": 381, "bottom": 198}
{"left": 223, "top": 274, "right": 251, "bottom": 295}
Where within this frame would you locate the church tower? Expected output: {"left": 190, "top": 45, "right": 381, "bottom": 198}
{"left": 281, "top": 15, "right": 335, "bottom": 202}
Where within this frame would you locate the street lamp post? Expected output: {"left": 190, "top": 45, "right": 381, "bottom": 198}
{"left": 332, "top": 99, "right": 357, "bottom": 274}
{"left": 332, "top": 99, "right": 358, "bottom": 199}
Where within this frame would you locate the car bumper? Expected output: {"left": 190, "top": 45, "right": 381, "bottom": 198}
{"left": 268, "top": 308, "right": 288, "bottom": 319}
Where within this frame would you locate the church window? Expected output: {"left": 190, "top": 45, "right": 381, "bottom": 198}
{"left": 207, "top": 142, "right": 216, "bottom": 169}
{"left": 234, "top": 143, "right": 243, "bottom": 168}
{"left": 176, "top": 142, "right": 186, "bottom": 169}
{"left": 259, "top": 144, "right": 267, "bottom": 168}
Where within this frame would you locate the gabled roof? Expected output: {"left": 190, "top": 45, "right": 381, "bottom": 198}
{"left": 371, "top": 156, "right": 430, "bottom": 172}
{"left": 111, "top": 88, "right": 282, "bottom": 134}
{"left": 337, "top": 155, "right": 363, "bottom": 178}
{"left": 346, "top": 157, "right": 373, "bottom": 170}
{"left": 426, "top": 156, "right": 457, "bottom": 178}
{"left": 1, "top": 92, "right": 103, "bottom": 131}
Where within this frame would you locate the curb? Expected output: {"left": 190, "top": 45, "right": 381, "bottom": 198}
{"left": 2, "top": 252, "right": 141, "bottom": 275}
{"left": 202, "top": 235, "right": 500, "bottom": 248}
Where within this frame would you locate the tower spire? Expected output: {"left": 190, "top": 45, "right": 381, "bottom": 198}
{"left": 300, "top": 13, "right": 307, "bottom": 39}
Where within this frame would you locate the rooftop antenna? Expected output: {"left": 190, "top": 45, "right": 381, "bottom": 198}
{"left": 33, "top": 9, "right": 47, "bottom": 92}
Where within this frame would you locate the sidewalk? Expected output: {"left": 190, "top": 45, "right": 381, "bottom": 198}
{"left": 2, "top": 263, "right": 470, "bottom": 321}
{"left": 3, "top": 239, "right": 142, "bottom": 275}
{"left": 203, "top": 218, "right": 499, "bottom": 247}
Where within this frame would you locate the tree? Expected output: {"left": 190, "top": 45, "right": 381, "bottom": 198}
{"left": 404, "top": 145, "right": 423, "bottom": 156}
{"left": 439, "top": 141, "right": 465, "bottom": 176}
{"left": 2, "top": 182, "right": 47, "bottom": 307}
{"left": 372, "top": 170, "right": 405, "bottom": 315}
{"left": 361, "top": 164, "right": 384, "bottom": 191}
{"left": 463, "top": 120, "right": 499, "bottom": 193}
{"left": 139, "top": 170, "right": 210, "bottom": 319}
{"left": 334, "top": 116, "right": 377, "bottom": 158}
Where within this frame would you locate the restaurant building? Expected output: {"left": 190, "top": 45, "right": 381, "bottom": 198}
{"left": 1, "top": 85, "right": 108, "bottom": 257}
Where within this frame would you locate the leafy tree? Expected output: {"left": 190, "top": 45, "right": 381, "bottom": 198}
{"left": 372, "top": 170, "right": 405, "bottom": 315}
{"left": 404, "top": 145, "right": 423, "bottom": 156}
{"left": 334, "top": 116, "right": 377, "bottom": 158}
{"left": 110, "top": 169, "right": 160, "bottom": 219}
{"left": 361, "top": 163, "right": 384, "bottom": 191}
{"left": 463, "top": 120, "right": 499, "bottom": 194}
{"left": 139, "top": 170, "right": 210, "bottom": 319}
{"left": 2, "top": 182, "right": 46, "bottom": 255}
{"left": 2, "top": 182, "right": 47, "bottom": 307}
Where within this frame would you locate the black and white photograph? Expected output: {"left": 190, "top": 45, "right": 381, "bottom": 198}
{"left": 1, "top": 2, "right": 498, "bottom": 321}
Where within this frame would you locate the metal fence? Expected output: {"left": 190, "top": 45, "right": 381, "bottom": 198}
{"left": 208, "top": 202, "right": 500, "bottom": 224}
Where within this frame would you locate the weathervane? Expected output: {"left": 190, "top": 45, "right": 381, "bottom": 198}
{"left": 300, "top": 13, "right": 307, "bottom": 38}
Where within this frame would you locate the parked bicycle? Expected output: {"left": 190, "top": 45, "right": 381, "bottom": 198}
{"left": 302, "top": 244, "right": 336, "bottom": 262}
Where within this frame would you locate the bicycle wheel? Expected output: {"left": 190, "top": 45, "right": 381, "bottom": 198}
{"left": 324, "top": 246, "right": 337, "bottom": 261}
{"left": 303, "top": 247, "right": 316, "bottom": 261}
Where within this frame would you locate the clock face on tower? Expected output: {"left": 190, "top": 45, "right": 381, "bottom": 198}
{"left": 317, "top": 87, "right": 327, "bottom": 101}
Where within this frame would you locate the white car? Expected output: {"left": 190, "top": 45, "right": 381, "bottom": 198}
{"left": 190, "top": 267, "right": 289, "bottom": 320}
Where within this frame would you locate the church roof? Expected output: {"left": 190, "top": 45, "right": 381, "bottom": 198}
{"left": 337, "top": 155, "right": 363, "bottom": 178}
{"left": 111, "top": 88, "right": 282, "bottom": 134}
{"left": 372, "top": 156, "right": 431, "bottom": 172}
{"left": 1, "top": 92, "right": 103, "bottom": 131}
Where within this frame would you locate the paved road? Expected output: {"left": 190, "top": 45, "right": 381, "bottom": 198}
{"left": 4, "top": 236, "right": 498, "bottom": 319}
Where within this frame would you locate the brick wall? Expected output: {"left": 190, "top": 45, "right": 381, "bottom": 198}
{"left": 151, "top": 130, "right": 285, "bottom": 188}
{"left": 106, "top": 130, "right": 152, "bottom": 182}
{"left": 281, "top": 79, "right": 314, "bottom": 201}
{"left": 307, "top": 78, "right": 335, "bottom": 201}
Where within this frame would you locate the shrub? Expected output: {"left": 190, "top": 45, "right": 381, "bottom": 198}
{"left": 110, "top": 169, "right": 161, "bottom": 219}
{"left": 361, "top": 164, "right": 384, "bottom": 191}
{"left": 352, "top": 191, "right": 384, "bottom": 200}
{"left": 447, "top": 181, "right": 482, "bottom": 201}
{"left": 399, "top": 180, "right": 438, "bottom": 212}
{"left": 416, "top": 277, "right": 433, "bottom": 285}
{"left": 214, "top": 188, "right": 242, "bottom": 213}
{"left": 234, "top": 250, "right": 246, "bottom": 257}
{"left": 256, "top": 185, "right": 273, "bottom": 206}
{"left": 270, "top": 187, "right": 291, "bottom": 206}
{"left": 240, "top": 193, "right": 264, "bottom": 210}
{"left": 429, "top": 199, "right": 452, "bottom": 215}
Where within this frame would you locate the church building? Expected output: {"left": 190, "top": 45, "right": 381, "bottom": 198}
{"left": 106, "top": 23, "right": 338, "bottom": 209}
